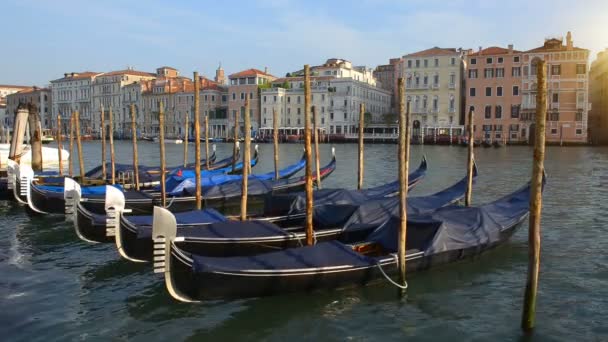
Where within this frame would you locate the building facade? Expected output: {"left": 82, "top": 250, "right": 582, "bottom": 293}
{"left": 260, "top": 59, "right": 392, "bottom": 136}
{"left": 466, "top": 46, "right": 524, "bottom": 143}
{"left": 91, "top": 68, "right": 157, "bottom": 136}
{"left": 228, "top": 68, "right": 276, "bottom": 136}
{"left": 589, "top": 48, "right": 608, "bottom": 145}
{"left": 5, "top": 87, "right": 52, "bottom": 129}
{"left": 520, "top": 32, "right": 590, "bottom": 144}
{"left": 401, "top": 47, "right": 467, "bottom": 141}
{"left": 50, "top": 72, "right": 101, "bottom": 134}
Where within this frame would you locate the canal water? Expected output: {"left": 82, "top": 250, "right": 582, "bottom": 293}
{"left": 1, "top": 141, "right": 607, "bottom": 341}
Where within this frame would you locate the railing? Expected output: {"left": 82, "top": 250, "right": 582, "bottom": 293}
{"left": 448, "top": 83, "right": 456, "bottom": 89}
{"left": 344, "top": 133, "right": 398, "bottom": 139}
{"left": 431, "top": 84, "right": 440, "bottom": 89}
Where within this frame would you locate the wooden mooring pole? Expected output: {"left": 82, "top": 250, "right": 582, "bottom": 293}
{"left": 101, "top": 105, "right": 106, "bottom": 181}
{"left": 183, "top": 112, "right": 189, "bottom": 167}
{"left": 109, "top": 107, "right": 116, "bottom": 185}
{"left": 158, "top": 101, "right": 167, "bottom": 207}
{"left": 68, "top": 113, "right": 74, "bottom": 177}
{"left": 27, "top": 104, "right": 43, "bottom": 172}
{"left": 273, "top": 107, "right": 279, "bottom": 180}
{"left": 304, "top": 65, "right": 314, "bottom": 245}
{"left": 397, "top": 77, "right": 410, "bottom": 291}
{"left": 465, "top": 108, "right": 475, "bottom": 207}
{"left": 74, "top": 110, "right": 85, "bottom": 181}
{"left": 522, "top": 59, "right": 547, "bottom": 332}
{"left": 358, "top": 103, "right": 365, "bottom": 190}
{"left": 313, "top": 106, "right": 321, "bottom": 189}
{"left": 56, "top": 115, "right": 63, "bottom": 176}
{"left": 130, "top": 104, "right": 140, "bottom": 190}
{"left": 240, "top": 98, "right": 251, "bottom": 220}
{"left": 205, "top": 113, "right": 210, "bottom": 170}
{"left": 193, "top": 72, "right": 202, "bottom": 210}
{"left": 232, "top": 106, "right": 239, "bottom": 173}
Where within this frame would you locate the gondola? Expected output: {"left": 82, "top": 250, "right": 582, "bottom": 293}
{"left": 493, "top": 141, "right": 504, "bottom": 148}
{"left": 153, "top": 176, "right": 539, "bottom": 302}
{"left": 73, "top": 153, "right": 424, "bottom": 246}
{"left": 113, "top": 163, "right": 467, "bottom": 262}
{"left": 23, "top": 147, "right": 257, "bottom": 215}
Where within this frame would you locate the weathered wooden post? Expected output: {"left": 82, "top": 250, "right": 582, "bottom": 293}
{"left": 273, "top": 107, "right": 279, "bottom": 179}
{"left": 74, "top": 110, "right": 85, "bottom": 181}
{"left": 56, "top": 115, "right": 63, "bottom": 176}
{"left": 108, "top": 107, "right": 116, "bottom": 184}
{"left": 9, "top": 105, "right": 29, "bottom": 164}
{"left": 312, "top": 106, "right": 321, "bottom": 188}
{"left": 68, "top": 113, "right": 74, "bottom": 177}
{"left": 130, "top": 104, "right": 140, "bottom": 190}
{"left": 158, "top": 101, "right": 167, "bottom": 207}
{"left": 183, "top": 112, "right": 189, "bottom": 167}
{"left": 304, "top": 65, "right": 314, "bottom": 245}
{"left": 522, "top": 59, "right": 547, "bottom": 332}
{"left": 465, "top": 108, "right": 475, "bottom": 207}
{"left": 205, "top": 113, "right": 210, "bottom": 170}
{"left": 397, "top": 77, "right": 410, "bottom": 290}
{"left": 240, "top": 98, "right": 251, "bottom": 220}
{"left": 27, "top": 104, "right": 43, "bottom": 172}
{"left": 232, "top": 108, "right": 239, "bottom": 173}
{"left": 193, "top": 72, "right": 202, "bottom": 210}
{"left": 100, "top": 105, "right": 106, "bottom": 180}
{"left": 358, "top": 103, "right": 365, "bottom": 190}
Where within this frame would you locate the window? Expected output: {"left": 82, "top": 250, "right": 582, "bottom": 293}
{"left": 433, "top": 74, "right": 439, "bottom": 85}
{"left": 577, "top": 64, "right": 586, "bottom": 74}
{"left": 330, "top": 112, "right": 334, "bottom": 121}
{"left": 423, "top": 76, "right": 428, "bottom": 86}
{"left": 552, "top": 93, "right": 559, "bottom": 103}
{"left": 551, "top": 128, "right": 558, "bottom": 135}
{"left": 415, "top": 60, "right": 420, "bottom": 68}
{"left": 551, "top": 65, "right": 561, "bottom": 76}
{"left": 451, "top": 58, "right": 456, "bottom": 65}
{"left": 510, "top": 124, "right": 520, "bottom": 131}
{"left": 498, "top": 57, "right": 504, "bottom": 64}
{"left": 485, "top": 105, "right": 492, "bottom": 118}
{"left": 287, "top": 96, "right": 291, "bottom": 103}
{"left": 513, "top": 86, "right": 519, "bottom": 96}
{"left": 484, "top": 68, "right": 494, "bottom": 78}
{"left": 344, "top": 99, "right": 347, "bottom": 106}
{"left": 240, "top": 92, "right": 245, "bottom": 100}
{"left": 469, "top": 69, "right": 478, "bottom": 78}
{"left": 497, "top": 87, "right": 503, "bottom": 96}
{"left": 449, "top": 74, "right": 455, "bottom": 85}
{"left": 287, "top": 108, "right": 291, "bottom": 114}
{"left": 232, "top": 93, "right": 236, "bottom": 100}
{"left": 263, "top": 96, "right": 267, "bottom": 103}
{"left": 576, "top": 128, "right": 583, "bottom": 135}
{"left": 471, "top": 58, "right": 477, "bottom": 65}
{"left": 407, "top": 60, "right": 412, "bottom": 68}
{"left": 495, "top": 124, "right": 503, "bottom": 132}
{"left": 514, "top": 56, "right": 520, "bottom": 63}
{"left": 549, "top": 112, "right": 560, "bottom": 121}
{"left": 496, "top": 68, "right": 505, "bottom": 78}
{"left": 297, "top": 108, "right": 301, "bottom": 115}
{"left": 485, "top": 87, "right": 492, "bottom": 96}
{"left": 495, "top": 105, "right": 502, "bottom": 118}
{"left": 424, "top": 59, "right": 428, "bottom": 68}
{"left": 512, "top": 67, "right": 521, "bottom": 77}
{"left": 470, "top": 88, "right": 476, "bottom": 97}
{"left": 576, "top": 111, "right": 583, "bottom": 121}
{"left": 434, "top": 58, "right": 439, "bottom": 67}
{"left": 344, "top": 112, "right": 347, "bottom": 120}
{"left": 486, "top": 57, "right": 493, "bottom": 64}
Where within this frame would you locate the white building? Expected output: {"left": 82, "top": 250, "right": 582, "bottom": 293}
{"left": 260, "top": 59, "right": 392, "bottom": 136}
{"left": 50, "top": 72, "right": 101, "bottom": 134}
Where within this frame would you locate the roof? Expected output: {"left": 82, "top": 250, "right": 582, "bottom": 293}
{"left": 51, "top": 71, "right": 101, "bottom": 82}
{"left": 272, "top": 76, "right": 334, "bottom": 83}
{"left": 525, "top": 38, "right": 588, "bottom": 53}
{"left": 469, "top": 46, "right": 521, "bottom": 56}
{"left": 12, "top": 87, "right": 50, "bottom": 94}
{"left": 101, "top": 69, "right": 157, "bottom": 77}
{"left": 229, "top": 68, "right": 275, "bottom": 79}
{"left": 157, "top": 66, "right": 177, "bottom": 70}
{"left": 405, "top": 47, "right": 459, "bottom": 57}
{"left": 0, "top": 84, "right": 30, "bottom": 89}
{"left": 202, "top": 83, "right": 227, "bottom": 92}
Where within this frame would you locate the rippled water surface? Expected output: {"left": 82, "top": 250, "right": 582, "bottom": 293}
{"left": 1, "top": 141, "right": 607, "bottom": 341}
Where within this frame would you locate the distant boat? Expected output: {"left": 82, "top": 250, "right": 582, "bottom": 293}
{"left": 0, "top": 143, "right": 69, "bottom": 169}
{"left": 41, "top": 129, "right": 54, "bottom": 144}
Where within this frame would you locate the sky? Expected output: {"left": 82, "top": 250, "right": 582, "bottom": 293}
{"left": 1, "top": 0, "right": 607, "bottom": 86}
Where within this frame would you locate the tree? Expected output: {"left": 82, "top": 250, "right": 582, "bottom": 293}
{"left": 382, "top": 113, "right": 398, "bottom": 127}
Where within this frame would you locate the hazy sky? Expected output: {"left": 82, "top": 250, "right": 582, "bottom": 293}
{"left": 1, "top": 0, "right": 607, "bottom": 86}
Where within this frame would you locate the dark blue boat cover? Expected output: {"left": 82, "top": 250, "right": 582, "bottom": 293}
{"left": 179, "top": 220, "right": 288, "bottom": 239}
{"left": 264, "top": 157, "right": 427, "bottom": 216}
{"left": 192, "top": 240, "right": 374, "bottom": 273}
{"left": 127, "top": 208, "right": 227, "bottom": 227}
{"left": 367, "top": 181, "right": 533, "bottom": 255}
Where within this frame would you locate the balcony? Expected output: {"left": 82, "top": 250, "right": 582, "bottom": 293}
{"left": 448, "top": 83, "right": 456, "bottom": 89}
{"left": 448, "top": 108, "right": 456, "bottom": 113}
{"left": 550, "top": 102, "right": 559, "bottom": 110}
{"left": 431, "top": 83, "right": 439, "bottom": 90}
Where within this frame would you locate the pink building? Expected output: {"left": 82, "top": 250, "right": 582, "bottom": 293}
{"left": 227, "top": 68, "right": 276, "bottom": 136}
{"left": 466, "top": 45, "right": 523, "bottom": 143}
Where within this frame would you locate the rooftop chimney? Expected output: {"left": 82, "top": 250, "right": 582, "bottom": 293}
{"left": 508, "top": 44, "right": 513, "bottom": 53}
{"left": 64, "top": 73, "right": 68, "bottom": 78}
{"left": 566, "top": 31, "right": 573, "bottom": 50}
{"left": 264, "top": 66, "right": 269, "bottom": 74}
{"left": 478, "top": 46, "right": 482, "bottom": 52}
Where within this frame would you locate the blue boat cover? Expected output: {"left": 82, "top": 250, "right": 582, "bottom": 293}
{"left": 38, "top": 183, "right": 123, "bottom": 194}
{"left": 192, "top": 240, "right": 374, "bottom": 273}
{"left": 179, "top": 220, "right": 288, "bottom": 239}
{"left": 165, "top": 157, "right": 258, "bottom": 193}
{"left": 132, "top": 209, "right": 228, "bottom": 239}
{"left": 367, "top": 181, "right": 533, "bottom": 254}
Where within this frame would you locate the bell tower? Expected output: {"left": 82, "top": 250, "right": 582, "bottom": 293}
{"left": 215, "top": 62, "right": 225, "bottom": 85}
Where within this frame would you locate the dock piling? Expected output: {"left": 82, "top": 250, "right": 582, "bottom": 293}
{"left": 101, "top": 105, "right": 106, "bottom": 181}
{"left": 465, "top": 108, "right": 475, "bottom": 207}
{"left": 358, "top": 103, "right": 365, "bottom": 190}
{"left": 397, "top": 77, "right": 410, "bottom": 291}
{"left": 109, "top": 107, "right": 116, "bottom": 185}
{"left": 74, "top": 110, "right": 85, "bottom": 181}
{"left": 193, "top": 72, "right": 202, "bottom": 210}
{"left": 56, "top": 115, "right": 63, "bottom": 176}
{"left": 304, "top": 65, "right": 314, "bottom": 245}
{"left": 273, "top": 107, "right": 279, "bottom": 180}
{"left": 240, "top": 98, "right": 251, "bottom": 220}
{"left": 313, "top": 106, "right": 321, "bottom": 189}
{"left": 159, "top": 101, "right": 166, "bottom": 207}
